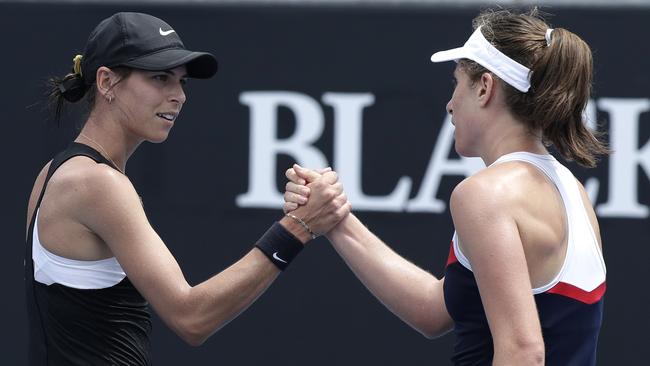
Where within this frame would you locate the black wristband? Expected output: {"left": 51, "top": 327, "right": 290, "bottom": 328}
{"left": 255, "top": 222, "right": 304, "bottom": 271}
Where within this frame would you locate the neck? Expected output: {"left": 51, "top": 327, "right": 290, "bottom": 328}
{"left": 480, "top": 114, "right": 548, "bottom": 166}
{"left": 75, "top": 113, "right": 142, "bottom": 174}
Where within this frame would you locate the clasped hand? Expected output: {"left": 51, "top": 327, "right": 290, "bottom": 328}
{"left": 282, "top": 164, "right": 351, "bottom": 236}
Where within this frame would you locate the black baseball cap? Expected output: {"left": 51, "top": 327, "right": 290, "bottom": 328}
{"left": 81, "top": 12, "right": 218, "bottom": 84}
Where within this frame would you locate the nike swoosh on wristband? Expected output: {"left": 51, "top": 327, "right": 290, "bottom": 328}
{"left": 272, "top": 252, "right": 288, "bottom": 264}
{"left": 159, "top": 28, "right": 176, "bottom": 36}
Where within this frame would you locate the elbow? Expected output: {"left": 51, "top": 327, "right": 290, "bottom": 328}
{"left": 418, "top": 325, "right": 451, "bottom": 340}
{"left": 496, "top": 337, "right": 545, "bottom": 365}
{"left": 413, "top": 318, "right": 452, "bottom": 340}
{"left": 420, "top": 330, "right": 439, "bottom": 340}
{"left": 518, "top": 345, "right": 544, "bottom": 365}
{"left": 169, "top": 305, "right": 214, "bottom": 347}
{"left": 417, "top": 323, "right": 440, "bottom": 339}
{"left": 525, "top": 342, "right": 545, "bottom": 365}
{"left": 174, "top": 317, "right": 210, "bottom": 347}
{"left": 182, "top": 336, "right": 205, "bottom": 347}
{"left": 518, "top": 337, "right": 545, "bottom": 365}
{"left": 180, "top": 331, "right": 207, "bottom": 347}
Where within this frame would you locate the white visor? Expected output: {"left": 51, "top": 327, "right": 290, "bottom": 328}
{"left": 431, "top": 26, "right": 531, "bottom": 93}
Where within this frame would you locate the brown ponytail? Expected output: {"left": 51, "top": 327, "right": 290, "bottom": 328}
{"left": 460, "top": 8, "right": 610, "bottom": 167}
{"left": 528, "top": 28, "right": 608, "bottom": 167}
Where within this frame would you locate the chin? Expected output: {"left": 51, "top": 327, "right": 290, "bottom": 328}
{"left": 454, "top": 142, "right": 476, "bottom": 158}
{"left": 148, "top": 131, "right": 172, "bottom": 143}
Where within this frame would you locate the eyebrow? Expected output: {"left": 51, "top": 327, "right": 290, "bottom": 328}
{"left": 161, "top": 70, "right": 189, "bottom": 78}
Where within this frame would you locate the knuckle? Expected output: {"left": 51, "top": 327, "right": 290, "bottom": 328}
{"left": 321, "top": 171, "right": 334, "bottom": 182}
{"left": 312, "top": 180, "right": 324, "bottom": 189}
{"left": 338, "top": 193, "right": 348, "bottom": 205}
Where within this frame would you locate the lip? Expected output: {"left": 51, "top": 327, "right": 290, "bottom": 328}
{"left": 156, "top": 112, "right": 178, "bottom": 122}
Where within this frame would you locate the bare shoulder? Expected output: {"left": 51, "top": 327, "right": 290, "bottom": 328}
{"left": 26, "top": 160, "right": 53, "bottom": 234}
{"left": 44, "top": 156, "right": 138, "bottom": 217}
{"left": 451, "top": 162, "right": 528, "bottom": 211}
{"left": 50, "top": 156, "right": 129, "bottom": 193}
{"left": 450, "top": 172, "right": 504, "bottom": 232}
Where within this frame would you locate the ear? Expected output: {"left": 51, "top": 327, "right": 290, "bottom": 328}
{"left": 476, "top": 72, "right": 497, "bottom": 107}
{"left": 95, "top": 66, "right": 117, "bottom": 100}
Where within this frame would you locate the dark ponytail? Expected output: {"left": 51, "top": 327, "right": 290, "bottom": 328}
{"left": 47, "top": 72, "right": 92, "bottom": 123}
{"left": 47, "top": 54, "right": 94, "bottom": 124}
{"left": 47, "top": 56, "right": 131, "bottom": 124}
{"left": 460, "top": 8, "right": 610, "bottom": 167}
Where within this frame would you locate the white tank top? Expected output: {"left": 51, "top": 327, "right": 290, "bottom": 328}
{"left": 451, "top": 152, "right": 606, "bottom": 298}
{"left": 32, "top": 208, "right": 126, "bottom": 289}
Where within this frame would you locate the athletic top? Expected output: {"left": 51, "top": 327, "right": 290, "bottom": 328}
{"left": 25, "top": 143, "right": 152, "bottom": 366}
{"left": 443, "top": 152, "right": 606, "bottom": 366}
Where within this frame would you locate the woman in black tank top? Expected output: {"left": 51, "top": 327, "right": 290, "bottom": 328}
{"left": 25, "top": 12, "right": 351, "bottom": 366}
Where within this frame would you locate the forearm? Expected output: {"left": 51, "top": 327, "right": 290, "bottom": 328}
{"left": 326, "top": 214, "right": 451, "bottom": 337}
{"left": 174, "top": 248, "right": 280, "bottom": 346}
{"left": 173, "top": 218, "right": 311, "bottom": 345}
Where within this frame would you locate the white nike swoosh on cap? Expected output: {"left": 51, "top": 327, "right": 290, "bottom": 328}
{"left": 159, "top": 28, "right": 176, "bottom": 36}
{"left": 272, "top": 252, "right": 288, "bottom": 264}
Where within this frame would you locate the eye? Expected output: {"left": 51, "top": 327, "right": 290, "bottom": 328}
{"left": 451, "top": 77, "right": 458, "bottom": 87}
{"left": 180, "top": 78, "right": 188, "bottom": 86}
{"left": 153, "top": 74, "right": 169, "bottom": 82}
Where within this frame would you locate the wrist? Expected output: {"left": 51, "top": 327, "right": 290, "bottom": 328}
{"left": 279, "top": 215, "right": 312, "bottom": 244}
{"left": 325, "top": 213, "right": 354, "bottom": 241}
{"left": 255, "top": 222, "right": 304, "bottom": 271}
{"left": 285, "top": 213, "right": 317, "bottom": 240}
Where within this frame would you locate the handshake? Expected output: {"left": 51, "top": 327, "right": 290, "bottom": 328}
{"left": 279, "top": 164, "right": 352, "bottom": 243}
{"left": 253, "top": 163, "right": 451, "bottom": 343}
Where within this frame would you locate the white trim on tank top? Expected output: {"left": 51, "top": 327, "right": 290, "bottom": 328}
{"left": 451, "top": 152, "right": 606, "bottom": 294}
{"left": 32, "top": 208, "right": 126, "bottom": 289}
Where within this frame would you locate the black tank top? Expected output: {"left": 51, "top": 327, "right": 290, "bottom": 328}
{"left": 25, "top": 143, "right": 152, "bottom": 365}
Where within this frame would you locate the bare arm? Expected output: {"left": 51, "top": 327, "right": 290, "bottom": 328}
{"left": 74, "top": 166, "right": 347, "bottom": 346}
{"left": 327, "top": 214, "right": 452, "bottom": 338}
{"left": 450, "top": 177, "right": 544, "bottom": 365}
{"left": 289, "top": 165, "right": 453, "bottom": 338}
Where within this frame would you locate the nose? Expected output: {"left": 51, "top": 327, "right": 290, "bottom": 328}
{"left": 446, "top": 100, "right": 455, "bottom": 126}
{"left": 170, "top": 82, "right": 186, "bottom": 105}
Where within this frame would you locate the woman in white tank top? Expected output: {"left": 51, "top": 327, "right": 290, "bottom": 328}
{"left": 282, "top": 7, "right": 609, "bottom": 366}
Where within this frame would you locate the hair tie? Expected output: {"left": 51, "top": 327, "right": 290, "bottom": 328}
{"left": 72, "top": 54, "right": 83, "bottom": 76}
{"left": 58, "top": 74, "right": 88, "bottom": 102}
{"left": 545, "top": 28, "right": 554, "bottom": 47}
